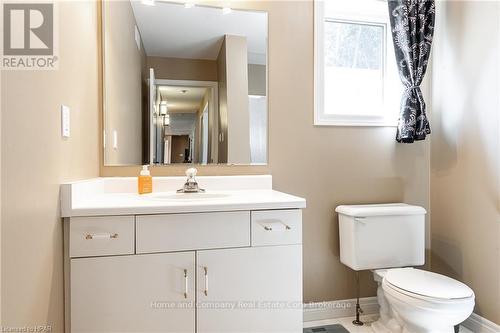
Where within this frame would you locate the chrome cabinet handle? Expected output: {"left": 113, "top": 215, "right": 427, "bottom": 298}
{"left": 85, "top": 233, "right": 118, "bottom": 240}
{"left": 203, "top": 266, "right": 208, "bottom": 296}
{"left": 261, "top": 221, "right": 291, "bottom": 231}
{"left": 183, "top": 269, "right": 188, "bottom": 299}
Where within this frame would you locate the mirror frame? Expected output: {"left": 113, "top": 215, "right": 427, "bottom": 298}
{"left": 100, "top": 0, "right": 270, "bottom": 167}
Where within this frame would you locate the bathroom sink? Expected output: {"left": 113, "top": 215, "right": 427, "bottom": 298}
{"left": 146, "top": 192, "right": 230, "bottom": 202}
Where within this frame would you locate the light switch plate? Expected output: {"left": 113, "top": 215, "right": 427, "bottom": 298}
{"left": 113, "top": 130, "right": 118, "bottom": 149}
{"left": 61, "top": 105, "right": 70, "bottom": 138}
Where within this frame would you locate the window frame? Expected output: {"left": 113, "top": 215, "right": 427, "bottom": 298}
{"left": 314, "top": 0, "right": 399, "bottom": 127}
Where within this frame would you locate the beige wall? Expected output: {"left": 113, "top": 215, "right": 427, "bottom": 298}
{"left": 248, "top": 64, "right": 266, "bottom": 96}
{"left": 101, "top": 0, "right": 431, "bottom": 302}
{"left": 216, "top": 39, "right": 227, "bottom": 163}
{"left": 430, "top": 1, "right": 500, "bottom": 324}
{"left": 1, "top": 1, "right": 100, "bottom": 331}
{"left": 224, "top": 35, "right": 251, "bottom": 164}
{"left": 103, "top": 0, "right": 144, "bottom": 165}
{"left": 147, "top": 56, "right": 218, "bottom": 81}
{"left": 194, "top": 90, "right": 210, "bottom": 164}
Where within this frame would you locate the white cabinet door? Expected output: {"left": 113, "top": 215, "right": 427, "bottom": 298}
{"left": 71, "top": 252, "right": 195, "bottom": 333}
{"left": 197, "top": 245, "right": 302, "bottom": 333}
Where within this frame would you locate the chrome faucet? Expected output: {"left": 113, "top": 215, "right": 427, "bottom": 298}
{"left": 177, "top": 168, "right": 205, "bottom": 193}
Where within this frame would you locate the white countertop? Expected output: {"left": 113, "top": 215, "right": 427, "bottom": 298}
{"left": 61, "top": 176, "right": 306, "bottom": 217}
{"left": 64, "top": 190, "right": 305, "bottom": 217}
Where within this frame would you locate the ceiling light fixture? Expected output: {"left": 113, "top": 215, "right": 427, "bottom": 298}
{"left": 184, "top": 2, "right": 195, "bottom": 8}
{"left": 141, "top": 0, "right": 155, "bottom": 6}
{"left": 222, "top": 7, "right": 232, "bottom": 15}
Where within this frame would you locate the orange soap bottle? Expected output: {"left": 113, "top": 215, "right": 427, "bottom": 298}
{"left": 138, "top": 165, "right": 153, "bottom": 194}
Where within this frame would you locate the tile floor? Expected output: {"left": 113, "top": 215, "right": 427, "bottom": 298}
{"left": 304, "top": 315, "right": 474, "bottom": 333}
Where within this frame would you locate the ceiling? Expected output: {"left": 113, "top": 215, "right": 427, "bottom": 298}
{"left": 158, "top": 85, "right": 208, "bottom": 113}
{"left": 130, "top": 0, "right": 267, "bottom": 64}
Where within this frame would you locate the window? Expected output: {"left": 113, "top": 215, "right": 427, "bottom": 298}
{"left": 314, "top": 0, "right": 401, "bottom": 126}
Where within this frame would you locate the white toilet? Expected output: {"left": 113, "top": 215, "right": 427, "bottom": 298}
{"left": 336, "top": 203, "right": 475, "bottom": 333}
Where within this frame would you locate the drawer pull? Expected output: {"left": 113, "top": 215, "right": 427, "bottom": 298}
{"left": 261, "top": 221, "right": 291, "bottom": 231}
{"left": 85, "top": 233, "right": 119, "bottom": 240}
{"left": 183, "top": 269, "right": 188, "bottom": 299}
{"left": 203, "top": 266, "right": 209, "bottom": 296}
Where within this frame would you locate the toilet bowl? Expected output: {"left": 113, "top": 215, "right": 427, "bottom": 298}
{"left": 374, "top": 268, "right": 475, "bottom": 333}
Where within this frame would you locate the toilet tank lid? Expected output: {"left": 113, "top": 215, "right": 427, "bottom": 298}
{"left": 335, "top": 203, "right": 426, "bottom": 217}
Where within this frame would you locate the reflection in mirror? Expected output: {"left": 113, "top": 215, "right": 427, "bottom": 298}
{"left": 152, "top": 81, "right": 218, "bottom": 164}
{"left": 103, "top": 1, "right": 268, "bottom": 166}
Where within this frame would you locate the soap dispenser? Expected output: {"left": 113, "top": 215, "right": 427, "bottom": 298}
{"left": 138, "top": 165, "right": 152, "bottom": 194}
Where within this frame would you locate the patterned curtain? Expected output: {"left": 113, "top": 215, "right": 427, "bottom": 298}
{"left": 388, "top": 0, "right": 435, "bottom": 143}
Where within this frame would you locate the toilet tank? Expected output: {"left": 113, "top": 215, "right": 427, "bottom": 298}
{"left": 336, "top": 203, "right": 426, "bottom": 271}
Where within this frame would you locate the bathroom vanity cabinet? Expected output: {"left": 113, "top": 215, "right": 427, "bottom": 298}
{"left": 61, "top": 176, "right": 306, "bottom": 333}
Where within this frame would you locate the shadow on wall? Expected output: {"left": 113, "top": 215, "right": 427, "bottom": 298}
{"left": 432, "top": 0, "right": 499, "bottom": 209}
{"left": 48, "top": 218, "right": 64, "bottom": 331}
{"left": 430, "top": 236, "right": 463, "bottom": 280}
{"left": 430, "top": 100, "right": 459, "bottom": 175}
{"left": 430, "top": 0, "right": 500, "bottom": 323}
{"left": 430, "top": 1, "right": 465, "bottom": 177}
{"left": 392, "top": 139, "right": 429, "bottom": 186}
{"left": 429, "top": 2, "right": 465, "bottom": 176}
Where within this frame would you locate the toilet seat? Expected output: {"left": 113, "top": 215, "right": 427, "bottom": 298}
{"left": 380, "top": 271, "right": 476, "bottom": 333}
{"left": 384, "top": 268, "right": 474, "bottom": 301}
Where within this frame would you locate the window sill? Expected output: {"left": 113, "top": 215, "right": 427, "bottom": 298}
{"left": 314, "top": 118, "right": 398, "bottom": 127}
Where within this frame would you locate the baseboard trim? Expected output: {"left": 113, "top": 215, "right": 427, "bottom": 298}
{"left": 303, "top": 297, "right": 379, "bottom": 322}
{"left": 462, "top": 313, "right": 500, "bottom": 333}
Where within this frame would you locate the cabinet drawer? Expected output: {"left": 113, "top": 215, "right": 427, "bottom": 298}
{"left": 69, "top": 216, "right": 135, "bottom": 258}
{"left": 136, "top": 211, "right": 250, "bottom": 253}
{"left": 251, "top": 210, "right": 302, "bottom": 246}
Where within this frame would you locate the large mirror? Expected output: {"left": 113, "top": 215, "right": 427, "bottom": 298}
{"left": 103, "top": 0, "right": 268, "bottom": 166}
